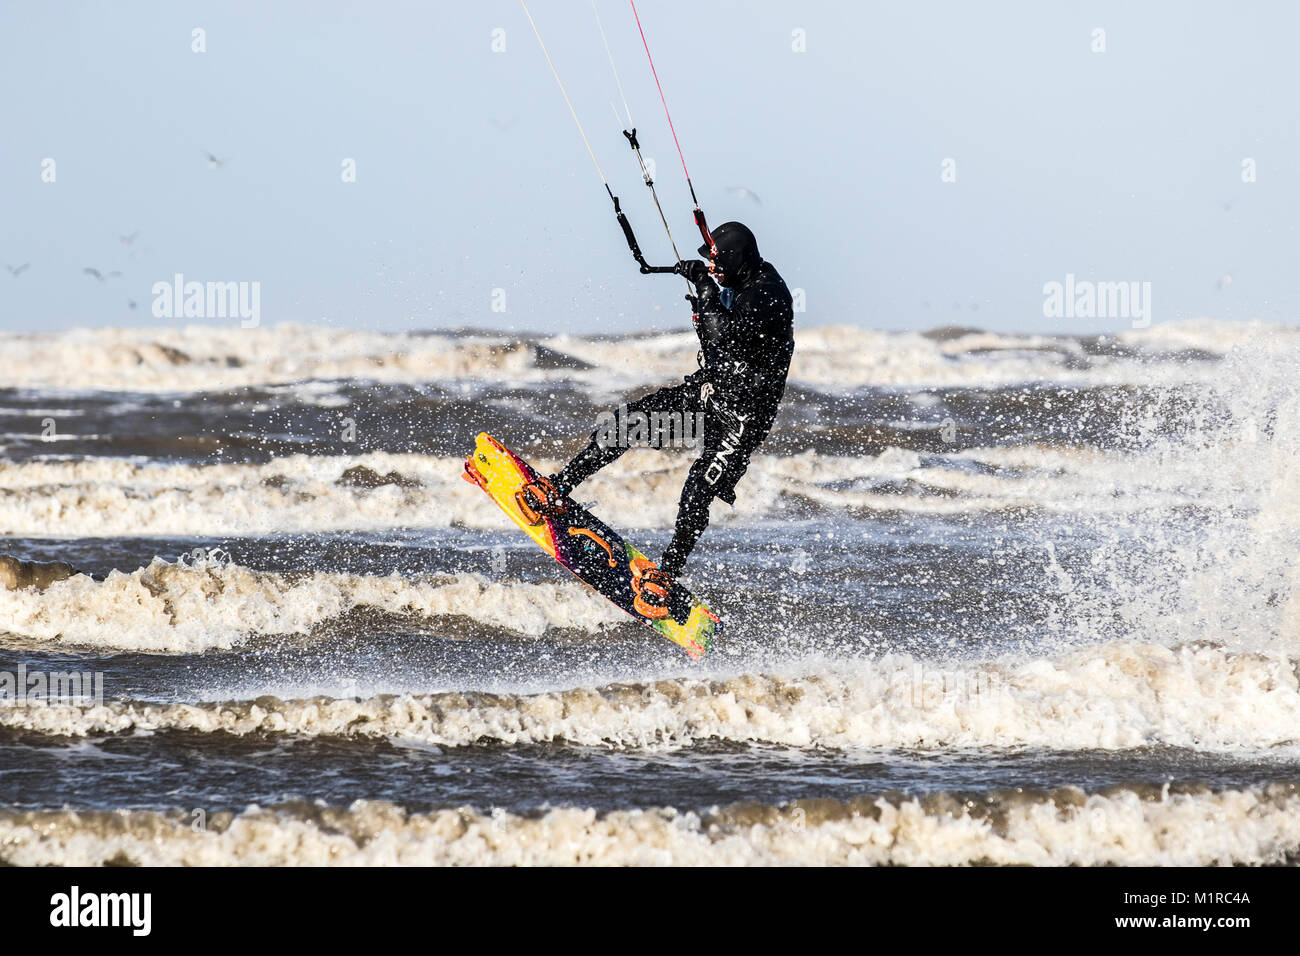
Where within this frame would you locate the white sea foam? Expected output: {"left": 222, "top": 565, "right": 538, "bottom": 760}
{"left": 1, "top": 783, "right": 1295, "bottom": 865}
{"left": 549, "top": 319, "right": 1300, "bottom": 393}
{"left": 1, "top": 320, "right": 1294, "bottom": 394}
{"left": 0, "top": 325, "right": 541, "bottom": 392}
{"left": 0, "top": 560, "right": 624, "bottom": 653}
{"left": 3, "top": 641, "right": 1296, "bottom": 752}
{"left": 0, "top": 441, "right": 1216, "bottom": 539}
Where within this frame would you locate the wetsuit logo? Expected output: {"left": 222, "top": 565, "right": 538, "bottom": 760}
{"left": 705, "top": 412, "right": 748, "bottom": 485}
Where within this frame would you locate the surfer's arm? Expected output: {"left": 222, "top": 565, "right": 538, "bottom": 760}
{"left": 681, "top": 260, "right": 727, "bottom": 365}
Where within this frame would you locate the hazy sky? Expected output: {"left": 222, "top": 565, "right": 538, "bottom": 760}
{"left": 2, "top": 0, "right": 1297, "bottom": 336}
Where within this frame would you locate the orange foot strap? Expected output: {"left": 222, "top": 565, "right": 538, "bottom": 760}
{"left": 630, "top": 558, "right": 670, "bottom": 620}
{"left": 516, "top": 476, "right": 566, "bottom": 526}
{"left": 568, "top": 527, "right": 617, "bottom": 567}
{"left": 515, "top": 488, "right": 542, "bottom": 525}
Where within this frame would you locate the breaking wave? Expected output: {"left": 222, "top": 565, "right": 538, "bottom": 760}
{"left": 3, "top": 641, "right": 1297, "bottom": 752}
{"left": 0, "top": 560, "right": 624, "bottom": 653}
{"left": 2, "top": 782, "right": 1296, "bottom": 865}
{"left": 1, "top": 320, "right": 1293, "bottom": 394}
{"left": 0, "top": 442, "right": 1216, "bottom": 538}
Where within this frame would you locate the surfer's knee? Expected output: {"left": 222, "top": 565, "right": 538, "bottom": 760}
{"left": 679, "top": 460, "right": 719, "bottom": 512}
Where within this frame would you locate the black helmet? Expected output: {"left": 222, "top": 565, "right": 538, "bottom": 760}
{"left": 698, "top": 221, "right": 760, "bottom": 287}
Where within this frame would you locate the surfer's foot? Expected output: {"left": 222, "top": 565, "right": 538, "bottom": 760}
{"left": 516, "top": 475, "right": 567, "bottom": 525}
{"left": 632, "top": 565, "right": 674, "bottom": 620}
{"left": 667, "top": 582, "right": 693, "bottom": 626}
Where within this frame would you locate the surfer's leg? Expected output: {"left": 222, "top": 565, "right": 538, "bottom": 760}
{"left": 659, "top": 393, "right": 772, "bottom": 576}
{"left": 659, "top": 458, "right": 718, "bottom": 577}
{"left": 554, "top": 383, "right": 694, "bottom": 493}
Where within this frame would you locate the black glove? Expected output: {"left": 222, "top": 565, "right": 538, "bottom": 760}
{"left": 679, "top": 259, "right": 712, "bottom": 286}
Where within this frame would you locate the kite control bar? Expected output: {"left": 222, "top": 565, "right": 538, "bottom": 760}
{"left": 524, "top": 0, "right": 717, "bottom": 284}
{"left": 607, "top": 125, "right": 714, "bottom": 277}
{"left": 606, "top": 183, "right": 681, "bottom": 276}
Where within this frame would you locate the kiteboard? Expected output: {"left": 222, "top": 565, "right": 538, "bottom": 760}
{"left": 462, "top": 432, "right": 721, "bottom": 659}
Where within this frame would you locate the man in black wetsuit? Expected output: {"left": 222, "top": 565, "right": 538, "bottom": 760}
{"left": 519, "top": 221, "right": 794, "bottom": 622}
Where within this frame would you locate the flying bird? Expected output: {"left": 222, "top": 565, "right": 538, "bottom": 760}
{"left": 1216, "top": 273, "right": 1233, "bottom": 291}
{"left": 203, "top": 150, "right": 226, "bottom": 169}
{"left": 726, "top": 186, "right": 762, "bottom": 204}
{"left": 4, "top": 263, "right": 29, "bottom": 277}
{"left": 83, "top": 267, "right": 122, "bottom": 282}
{"left": 119, "top": 231, "right": 140, "bottom": 246}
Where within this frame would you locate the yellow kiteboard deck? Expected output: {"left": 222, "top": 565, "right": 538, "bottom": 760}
{"left": 462, "top": 432, "right": 720, "bottom": 659}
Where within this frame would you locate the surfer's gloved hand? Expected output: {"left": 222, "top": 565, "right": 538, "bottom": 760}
{"left": 679, "top": 259, "right": 712, "bottom": 287}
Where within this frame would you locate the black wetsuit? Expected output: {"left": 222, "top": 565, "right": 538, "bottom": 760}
{"left": 554, "top": 221, "right": 794, "bottom": 578}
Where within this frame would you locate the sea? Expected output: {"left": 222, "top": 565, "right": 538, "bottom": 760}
{"left": 0, "top": 318, "right": 1297, "bottom": 865}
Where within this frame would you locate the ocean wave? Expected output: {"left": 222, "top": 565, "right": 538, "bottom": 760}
{"left": 548, "top": 319, "right": 1299, "bottom": 392}
{"left": 1, "top": 320, "right": 1293, "bottom": 395}
{"left": 0, "top": 561, "right": 624, "bottom": 653}
{"left": 4, "top": 642, "right": 1297, "bottom": 751}
{"left": 1, "top": 782, "right": 1296, "bottom": 865}
{"left": 0, "top": 442, "right": 1211, "bottom": 538}
{"left": 0, "top": 325, "right": 544, "bottom": 393}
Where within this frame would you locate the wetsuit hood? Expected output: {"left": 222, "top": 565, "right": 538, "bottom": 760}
{"left": 698, "top": 221, "right": 761, "bottom": 288}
